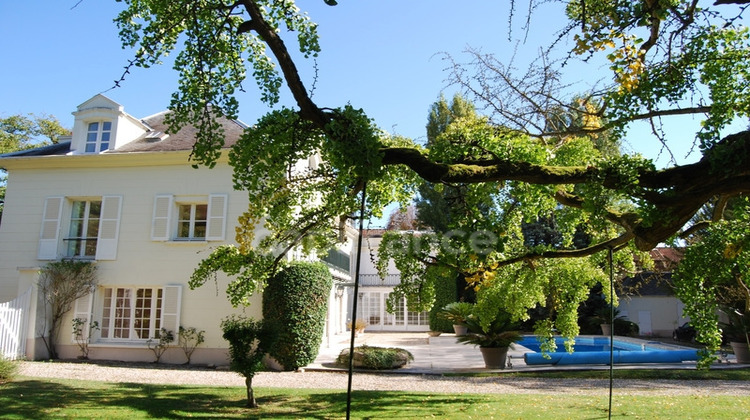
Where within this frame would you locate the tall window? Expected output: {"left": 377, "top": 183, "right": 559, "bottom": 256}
{"left": 85, "top": 121, "right": 112, "bottom": 153}
{"left": 177, "top": 203, "right": 207, "bottom": 240}
{"left": 101, "top": 287, "right": 163, "bottom": 340}
{"left": 66, "top": 200, "right": 101, "bottom": 258}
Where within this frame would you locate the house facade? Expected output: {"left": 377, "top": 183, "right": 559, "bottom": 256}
{"left": 617, "top": 248, "right": 687, "bottom": 337}
{"left": 0, "top": 94, "right": 352, "bottom": 364}
{"left": 352, "top": 229, "right": 429, "bottom": 332}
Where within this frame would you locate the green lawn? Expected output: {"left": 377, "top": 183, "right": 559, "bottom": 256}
{"left": 1, "top": 376, "right": 748, "bottom": 419}
{"left": 452, "top": 367, "right": 750, "bottom": 381}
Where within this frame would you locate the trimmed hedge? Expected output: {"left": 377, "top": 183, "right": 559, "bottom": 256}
{"left": 262, "top": 261, "right": 333, "bottom": 370}
{"left": 429, "top": 271, "right": 458, "bottom": 332}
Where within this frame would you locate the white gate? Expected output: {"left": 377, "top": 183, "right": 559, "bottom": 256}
{"left": 0, "top": 287, "right": 32, "bottom": 360}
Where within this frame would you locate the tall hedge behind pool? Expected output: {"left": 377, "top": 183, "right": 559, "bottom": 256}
{"left": 262, "top": 261, "right": 333, "bottom": 370}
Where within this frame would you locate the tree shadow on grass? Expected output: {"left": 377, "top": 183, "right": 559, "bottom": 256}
{"left": 2, "top": 379, "right": 486, "bottom": 419}
{"left": 259, "top": 390, "right": 487, "bottom": 419}
{"left": 1, "top": 380, "right": 250, "bottom": 419}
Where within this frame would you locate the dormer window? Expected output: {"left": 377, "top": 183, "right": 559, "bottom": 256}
{"left": 86, "top": 121, "right": 112, "bottom": 153}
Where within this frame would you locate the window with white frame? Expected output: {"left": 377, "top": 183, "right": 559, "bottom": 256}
{"left": 177, "top": 203, "right": 208, "bottom": 240}
{"left": 151, "top": 194, "right": 227, "bottom": 242}
{"left": 66, "top": 200, "right": 101, "bottom": 258}
{"left": 85, "top": 121, "right": 112, "bottom": 153}
{"left": 96, "top": 285, "right": 181, "bottom": 341}
{"left": 39, "top": 196, "right": 122, "bottom": 261}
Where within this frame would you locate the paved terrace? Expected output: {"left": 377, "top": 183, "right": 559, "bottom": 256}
{"left": 310, "top": 332, "right": 747, "bottom": 373}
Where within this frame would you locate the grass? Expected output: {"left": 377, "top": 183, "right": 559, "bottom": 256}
{"left": 1, "top": 375, "right": 749, "bottom": 419}
{"left": 447, "top": 368, "right": 750, "bottom": 381}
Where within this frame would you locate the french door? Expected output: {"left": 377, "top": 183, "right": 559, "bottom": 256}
{"left": 355, "top": 288, "right": 429, "bottom": 331}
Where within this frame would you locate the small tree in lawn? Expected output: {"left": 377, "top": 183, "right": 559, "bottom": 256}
{"left": 221, "top": 316, "right": 277, "bottom": 408}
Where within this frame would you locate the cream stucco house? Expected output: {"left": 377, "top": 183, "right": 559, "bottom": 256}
{"left": 0, "top": 94, "right": 352, "bottom": 364}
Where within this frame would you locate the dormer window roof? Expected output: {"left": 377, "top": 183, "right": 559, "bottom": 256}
{"left": 70, "top": 94, "right": 150, "bottom": 155}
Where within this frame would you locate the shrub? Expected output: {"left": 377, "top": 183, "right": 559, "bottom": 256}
{"left": 147, "top": 328, "right": 174, "bottom": 363}
{"left": 178, "top": 326, "right": 205, "bottom": 364}
{"left": 437, "top": 302, "right": 474, "bottom": 325}
{"left": 347, "top": 319, "right": 367, "bottom": 332}
{"left": 221, "top": 316, "right": 276, "bottom": 408}
{"left": 0, "top": 357, "right": 18, "bottom": 384}
{"left": 37, "top": 260, "right": 97, "bottom": 359}
{"left": 262, "top": 261, "right": 333, "bottom": 370}
{"left": 72, "top": 318, "right": 99, "bottom": 359}
{"left": 614, "top": 318, "right": 640, "bottom": 337}
{"left": 429, "top": 272, "right": 457, "bottom": 332}
{"left": 336, "top": 345, "right": 413, "bottom": 369}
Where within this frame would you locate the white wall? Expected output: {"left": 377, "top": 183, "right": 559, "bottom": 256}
{"left": 0, "top": 155, "right": 258, "bottom": 363}
{"left": 618, "top": 295, "right": 688, "bottom": 337}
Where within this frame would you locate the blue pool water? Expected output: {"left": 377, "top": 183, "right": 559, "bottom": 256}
{"left": 519, "top": 336, "right": 699, "bottom": 365}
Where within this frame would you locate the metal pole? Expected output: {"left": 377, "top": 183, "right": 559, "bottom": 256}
{"left": 608, "top": 246, "right": 614, "bottom": 420}
{"left": 346, "top": 182, "right": 367, "bottom": 420}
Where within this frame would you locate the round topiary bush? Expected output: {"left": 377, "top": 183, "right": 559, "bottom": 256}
{"left": 262, "top": 261, "right": 333, "bottom": 370}
{"left": 336, "top": 345, "right": 414, "bottom": 369}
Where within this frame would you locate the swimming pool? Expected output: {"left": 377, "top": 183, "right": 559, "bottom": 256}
{"left": 520, "top": 335, "right": 700, "bottom": 365}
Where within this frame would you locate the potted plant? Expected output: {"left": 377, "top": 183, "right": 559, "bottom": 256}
{"left": 347, "top": 319, "right": 368, "bottom": 336}
{"left": 437, "top": 302, "right": 474, "bottom": 336}
{"left": 457, "top": 309, "right": 522, "bottom": 369}
{"left": 589, "top": 305, "right": 624, "bottom": 336}
{"left": 721, "top": 308, "right": 750, "bottom": 363}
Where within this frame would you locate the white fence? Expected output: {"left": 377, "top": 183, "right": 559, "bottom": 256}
{"left": 0, "top": 287, "right": 31, "bottom": 360}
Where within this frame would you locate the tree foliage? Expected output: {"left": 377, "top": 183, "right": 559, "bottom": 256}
{"left": 37, "top": 260, "right": 98, "bottom": 359}
{"left": 220, "top": 316, "right": 276, "bottom": 408}
{"left": 116, "top": 1, "right": 750, "bottom": 342}
{"left": 1, "top": 114, "right": 68, "bottom": 222}
{"left": 673, "top": 197, "right": 750, "bottom": 367}
{"left": 0, "top": 113, "right": 67, "bottom": 154}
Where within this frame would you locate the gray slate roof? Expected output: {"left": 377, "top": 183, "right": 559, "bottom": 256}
{"left": 112, "top": 111, "right": 247, "bottom": 153}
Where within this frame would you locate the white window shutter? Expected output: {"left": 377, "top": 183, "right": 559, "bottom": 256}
{"left": 71, "top": 292, "right": 95, "bottom": 342}
{"left": 95, "top": 196, "right": 122, "bottom": 260}
{"left": 161, "top": 285, "right": 182, "bottom": 335}
{"left": 151, "top": 195, "right": 173, "bottom": 241}
{"left": 38, "top": 196, "right": 63, "bottom": 260}
{"left": 206, "top": 194, "right": 228, "bottom": 241}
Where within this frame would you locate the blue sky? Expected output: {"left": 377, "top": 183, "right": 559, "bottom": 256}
{"left": 1, "top": 1, "right": 559, "bottom": 144}
{"left": 1, "top": 2, "right": 744, "bottom": 174}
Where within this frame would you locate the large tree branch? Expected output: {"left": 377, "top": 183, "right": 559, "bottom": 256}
{"left": 383, "top": 130, "right": 750, "bottom": 251}
{"left": 227, "top": 2, "right": 750, "bottom": 255}
{"left": 238, "top": 0, "right": 329, "bottom": 127}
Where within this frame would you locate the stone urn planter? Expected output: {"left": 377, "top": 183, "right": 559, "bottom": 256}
{"left": 729, "top": 341, "right": 750, "bottom": 364}
{"left": 600, "top": 324, "right": 612, "bottom": 336}
{"left": 479, "top": 346, "right": 510, "bottom": 369}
